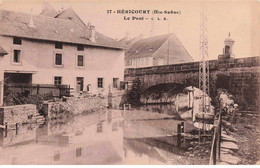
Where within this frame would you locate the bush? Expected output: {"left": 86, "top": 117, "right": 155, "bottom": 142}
{"left": 3, "top": 91, "right": 53, "bottom": 111}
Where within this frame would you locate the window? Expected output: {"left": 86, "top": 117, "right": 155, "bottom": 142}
{"left": 53, "top": 152, "right": 60, "bottom": 161}
{"left": 13, "top": 50, "right": 21, "bottom": 63}
{"left": 55, "top": 53, "right": 62, "bottom": 65}
{"left": 77, "top": 55, "right": 84, "bottom": 67}
{"left": 77, "top": 44, "right": 84, "bottom": 51}
{"left": 76, "top": 148, "right": 82, "bottom": 157}
{"left": 97, "top": 78, "right": 103, "bottom": 88}
{"left": 54, "top": 76, "right": 62, "bottom": 85}
{"left": 55, "top": 42, "right": 63, "bottom": 49}
{"left": 112, "top": 122, "right": 118, "bottom": 132}
{"left": 97, "top": 122, "right": 103, "bottom": 133}
{"left": 13, "top": 37, "right": 22, "bottom": 45}
{"left": 113, "top": 78, "right": 119, "bottom": 88}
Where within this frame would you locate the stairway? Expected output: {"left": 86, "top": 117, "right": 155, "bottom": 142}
{"left": 35, "top": 114, "right": 46, "bottom": 124}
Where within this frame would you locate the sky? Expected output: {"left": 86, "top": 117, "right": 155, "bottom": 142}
{"left": 0, "top": 0, "right": 259, "bottom": 61}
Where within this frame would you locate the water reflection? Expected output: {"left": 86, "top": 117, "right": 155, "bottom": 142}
{"left": 0, "top": 106, "right": 197, "bottom": 165}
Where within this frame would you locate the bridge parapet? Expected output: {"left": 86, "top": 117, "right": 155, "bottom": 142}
{"left": 125, "top": 56, "right": 260, "bottom": 77}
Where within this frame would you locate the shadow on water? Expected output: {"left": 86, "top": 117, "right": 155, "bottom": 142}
{"left": 0, "top": 105, "right": 198, "bottom": 165}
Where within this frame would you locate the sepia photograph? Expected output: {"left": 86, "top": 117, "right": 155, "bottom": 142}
{"left": 0, "top": 0, "right": 259, "bottom": 165}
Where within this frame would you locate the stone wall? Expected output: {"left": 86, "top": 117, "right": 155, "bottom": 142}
{"left": 0, "top": 104, "right": 38, "bottom": 126}
{"left": 43, "top": 93, "right": 124, "bottom": 119}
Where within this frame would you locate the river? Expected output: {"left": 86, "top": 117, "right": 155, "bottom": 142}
{"left": 0, "top": 104, "right": 201, "bottom": 165}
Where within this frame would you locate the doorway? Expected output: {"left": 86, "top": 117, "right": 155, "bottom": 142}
{"left": 76, "top": 77, "right": 84, "bottom": 94}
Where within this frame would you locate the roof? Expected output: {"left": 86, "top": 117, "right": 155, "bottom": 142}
{"left": 0, "top": 10, "right": 124, "bottom": 49}
{"left": 225, "top": 36, "right": 235, "bottom": 42}
{"left": 55, "top": 8, "right": 86, "bottom": 26}
{"left": 126, "top": 34, "right": 170, "bottom": 59}
{"left": 0, "top": 45, "right": 8, "bottom": 56}
{"left": 39, "top": 2, "right": 58, "bottom": 17}
{"left": 125, "top": 33, "right": 193, "bottom": 63}
{"left": 119, "top": 34, "right": 144, "bottom": 49}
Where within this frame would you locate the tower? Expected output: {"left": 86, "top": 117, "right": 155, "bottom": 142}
{"left": 199, "top": 9, "right": 210, "bottom": 114}
{"left": 218, "top": 33, "right": 235, "bottom": 60}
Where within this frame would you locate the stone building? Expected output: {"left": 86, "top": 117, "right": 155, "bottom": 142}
{"left": 0, "top": 7, "right": 125, "bottom": 106}
{"left": 124, "top": 33, "right": 193, "bottom": 68}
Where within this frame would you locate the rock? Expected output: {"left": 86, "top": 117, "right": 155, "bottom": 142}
{"left": 244, "top": 125, "right": 253, "bottom": 129}
{"left": 189, "top": 153, "right": 194, "bottom": 157}
{"left": 221, "top": 141, "right": 239, "bottom": 150}
{"left": 221, "top": 154, "right": 240, "bottom": 165}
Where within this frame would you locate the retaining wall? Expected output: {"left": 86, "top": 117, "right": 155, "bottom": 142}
{"left": 0, "top": 104, "right": 37, "bottom": 126}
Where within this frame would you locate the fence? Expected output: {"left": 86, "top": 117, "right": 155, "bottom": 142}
{"left": 4, "top": 83, "right": 71, "bottom": 98}
{"left": 209, "top": 107, "right": 222, "bottom": 165}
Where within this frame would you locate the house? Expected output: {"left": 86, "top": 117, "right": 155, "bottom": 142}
{"left": 0, "top": 7, "right": 125, "bottom": 106}
{"left": 124, "top": 33, "right": 193, "bottom": 68}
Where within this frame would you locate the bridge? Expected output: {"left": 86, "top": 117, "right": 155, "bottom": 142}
{"left": 124, "top": 56, "right": 260, "bottom": 108}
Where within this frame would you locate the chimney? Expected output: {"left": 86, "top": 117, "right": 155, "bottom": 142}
{"left": 87, "top": 21, "right": 91, "bottom": 29}
{"left": 89, "top": 25, "right": 96, "bottom": 42}
{"left": 28, "top": 10, "right": 35, "bottom": 28}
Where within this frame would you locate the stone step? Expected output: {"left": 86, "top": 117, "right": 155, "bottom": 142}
{"left": 36, "top": 117, "right": 45, "bottom": 120}
{"left": 221, "top": 148, "right": 235, "bottom": 154}
{"left": 220, "top": 153, "right": 240, "bottom": 165}
{"left": 221, "top": 133, "right": 238, "bottom": 142}
{"left": 221, "top": 141, "right": 238, "bottom": 150}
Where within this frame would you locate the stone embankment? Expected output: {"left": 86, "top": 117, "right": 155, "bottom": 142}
{"left": 0, "top": 104, "right": 38, "bottom": 127}
{"left": 218, "top": 111, "right": 260, "bottom": 165}
{"left": 42, "top": 91, "right": 125, "bottom": 119}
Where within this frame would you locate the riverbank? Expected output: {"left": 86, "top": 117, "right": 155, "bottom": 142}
{"left": 232, "top": 111, "right": 260, "bottom": 164}
{"left": 170, "top": 109, "right": 260, "bottom": 165}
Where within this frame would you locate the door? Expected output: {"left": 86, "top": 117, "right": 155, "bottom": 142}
{"left": 76, "top": 77, "right": 84, "bottom": 94}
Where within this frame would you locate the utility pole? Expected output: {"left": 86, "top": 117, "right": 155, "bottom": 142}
{"left": 199, "top": 8, "right": 210, "bottom": 113}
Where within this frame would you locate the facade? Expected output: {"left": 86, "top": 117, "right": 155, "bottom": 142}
{"left": 0, "top": 8, "right": 125, "bottom": 106}
{"left": 124, "top": 33, "right": 193, "bottom": 68}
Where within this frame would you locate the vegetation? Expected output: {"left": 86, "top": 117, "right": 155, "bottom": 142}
{"left": 3, "top": 90, "right": 54, "bottom": 111}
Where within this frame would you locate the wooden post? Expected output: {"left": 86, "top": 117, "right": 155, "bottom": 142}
{"left": 177, "top": 123, "right": 182, "bottom": 147}
{"left": 209, "top": 126, "right": 217, "bottom": 165}
{"left": 181, "top": 121, "right": 184, "bottom": 133}
{"left": 218, "top": 111, "right": 222, "bottom": 161}
{"left": 36, "top": 84, "right": 39, "bottom": 95}
{"left": 16, "top": 123, "right": 19, "bottom": 135}
{"left": 108, "top": 91, "right": 112, "bottom": 109}
{"left": 4, "top": 122, "right": 7, "bottom": 137}
{"left": 59, "top": 87, "right": 62, "bottom": 99}
{"left": 68, "top": 85, "right": 70, "bottom": 97}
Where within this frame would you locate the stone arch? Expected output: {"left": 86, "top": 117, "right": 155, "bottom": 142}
{"left": 140, "top": 83, "right": 187, "bottom": 104}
